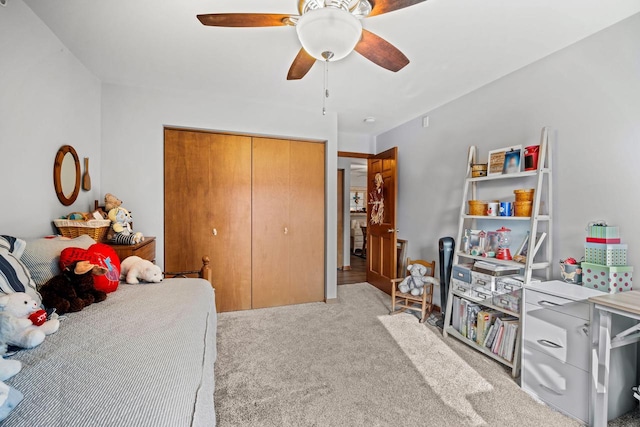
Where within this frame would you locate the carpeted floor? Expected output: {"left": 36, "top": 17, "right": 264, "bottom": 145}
{"left": 214, "top": 282, "right": 639, "bottom": 426}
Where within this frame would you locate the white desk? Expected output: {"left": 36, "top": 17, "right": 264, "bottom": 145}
{"left": 590, "top": 290, "right": 640, "bottom": 427}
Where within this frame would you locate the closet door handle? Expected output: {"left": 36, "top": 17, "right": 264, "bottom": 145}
{"left": 537, "top": 339, "right": 563, "bottom": 349}
{"left": 284, "top": 227, "right": 288, "bottom": 235}
{"left": 582, "top": 323, "right": 589, "bottom": 335}
{"left": 212, "top": 228, "right": 217, "bottom": 236}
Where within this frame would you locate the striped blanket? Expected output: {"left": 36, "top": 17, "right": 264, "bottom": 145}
{"left": 3, "top": 278, "right": 217, "bottom": 427}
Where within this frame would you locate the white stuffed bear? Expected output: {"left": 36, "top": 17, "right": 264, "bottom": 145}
{"left": 0, "top": 292, "right": 60, "bottom": 349}
{"left": 120, "top": 256, "right": 163, "bottom": 284}
{"left": 398, "top": 264, "right": 440, "bottom": 296}
{"left": 0, "top": 344, "right": 21, "bottom": 382}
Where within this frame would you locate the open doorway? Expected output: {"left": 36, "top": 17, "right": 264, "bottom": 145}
{"left": 337, "top": 155, "right": 368, "bottom": 285}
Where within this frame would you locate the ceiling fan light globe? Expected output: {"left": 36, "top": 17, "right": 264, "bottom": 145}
{"left": 296, "top": 7, "right": 362, "bottom": 62}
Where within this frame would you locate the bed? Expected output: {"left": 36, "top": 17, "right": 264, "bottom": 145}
{"left": 0, "top": 236, "right": 217, "bottom": 426}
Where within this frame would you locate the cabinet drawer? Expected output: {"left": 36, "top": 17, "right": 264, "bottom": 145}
{"left": 524, "top": 289, "right": 590, "bottom": 320}
{"left": 522, "top": 347, "right": 589, "bottom": 423}
{"left": 524, "top": 303, "right": 590, "bottom": 371}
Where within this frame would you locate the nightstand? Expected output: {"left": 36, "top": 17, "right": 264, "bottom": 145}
{"left": 106, "top": 236, "right": 156, "bottom": 263}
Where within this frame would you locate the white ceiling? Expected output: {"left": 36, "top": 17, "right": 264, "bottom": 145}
{"left": 22, "top": 0, "right": 640, "bottom": 136}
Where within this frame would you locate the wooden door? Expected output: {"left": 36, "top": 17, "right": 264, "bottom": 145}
{"left": 289, "top": 140, "right": 325, "bottom": 304}
{"left": 252, "top": 138, "right": 325, "bottom": 308}
{"left": 366, "top": 147, "right": 398, "bottom": 294}
{"left": 164, "top": 129, "right": 252, "bottom": 312}
{"left": 251, "top": 137, "right": 291, "bottom": 308}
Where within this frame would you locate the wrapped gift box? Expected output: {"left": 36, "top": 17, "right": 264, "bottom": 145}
{"left": 582, "top": 262, "right": 633, "bottom": 293}
{"left": 588, "top": 225, "right": 619, "bottom": 239}
{"left": 584, "top": 242, "right": 627, "bottom": 266}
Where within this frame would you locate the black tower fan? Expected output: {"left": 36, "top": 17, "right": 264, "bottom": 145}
{"left": 436, "top": 237, "right": 455, "bottom": 328}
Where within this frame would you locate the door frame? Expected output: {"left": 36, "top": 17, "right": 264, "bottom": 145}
{"left": 337, "top": 151, "right": 373, "bottom": 275}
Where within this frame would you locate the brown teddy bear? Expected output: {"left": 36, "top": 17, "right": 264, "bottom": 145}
{"left": 39, "top": 261, "right": 108, "bottom": 315}
{"left": 104, "top": 193, "right": 122, "bottom": 212}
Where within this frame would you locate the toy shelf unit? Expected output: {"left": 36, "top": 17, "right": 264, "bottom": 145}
{"left": 442, "top": 127, "right": 553, "bottom": 378}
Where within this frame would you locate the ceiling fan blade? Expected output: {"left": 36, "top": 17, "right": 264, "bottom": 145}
{"left": 368, "top": 0, "right": 427, "bottom": 17}
{"left": 354, "top": 29, "right": 409, "bottom": 72}
{"left": 197, "top": 13, "right": 294, "bottom": 28}
{"left": 287, "top": 48, "right": 316, "bottom": 80}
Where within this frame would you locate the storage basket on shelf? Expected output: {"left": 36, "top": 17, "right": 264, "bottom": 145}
{"left": 53, "top": 214, "right": 111, "bottom": 242}
{"left": 468, "top": 200, "right": 487, "bottom": 216}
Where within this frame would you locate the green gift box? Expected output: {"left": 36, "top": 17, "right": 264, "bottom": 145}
{"left": 582, "top": 262, "right": 633, "bottom": 293}
{"left": 588, "top": 225, "right": 619, "bottom": 239}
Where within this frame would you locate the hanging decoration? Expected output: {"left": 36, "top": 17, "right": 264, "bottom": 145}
{"left": 369, "top": 172, "right": 384, "bottom": 225}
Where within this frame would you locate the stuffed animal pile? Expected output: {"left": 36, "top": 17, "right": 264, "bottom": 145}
{"left": 398, "top": 263, "right": 439, "bottom": 296}
{"left": 0, "top": 292, "right": 61, "bottom": 420}
{"left": 104, "top": 193, "right": 144, "bottom": 245}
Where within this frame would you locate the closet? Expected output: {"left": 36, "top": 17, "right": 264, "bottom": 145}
{"left": 164, "top": 129, "right": 325, "bottom": 312}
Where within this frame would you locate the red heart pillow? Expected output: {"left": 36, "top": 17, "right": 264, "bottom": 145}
{"left": 59, "top": 243, "right": 121, "bottom": 293}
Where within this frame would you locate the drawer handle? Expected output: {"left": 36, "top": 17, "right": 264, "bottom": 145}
{"left": 537, "top": 339, "right": 563, "bottom": 349}
{"left": 477, "top": 279, "right": 487, "bottom": 286}
{"left": 539, "top": 300, "right": 561, "bottom": 308}
{"left": 476, "top": 293, "right": 487, "bottom": 300}
{"left": 539, "top": 384, "right": 563, "bottom": 396}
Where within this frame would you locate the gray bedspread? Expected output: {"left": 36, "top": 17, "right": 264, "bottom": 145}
{"left": 3, "top": 278, "right": 217, "bottom": 427}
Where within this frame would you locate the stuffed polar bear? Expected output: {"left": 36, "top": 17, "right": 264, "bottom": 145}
{"left": 398, "top": 264, "right": 439, "bottom": 296}
{"left": 120, "top": 256, "right": 163, "bottom": 284}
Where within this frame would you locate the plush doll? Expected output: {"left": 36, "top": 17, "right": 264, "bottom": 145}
{"left": 0, "top": 292, "right": 59, "bottom": 349}
{"left": 0, "top": 381, "right": 23, "bottom": 422}
{"left": 104, "top": 193, "right": 122, "bottom": 212}
{"left": 39, "top": 261, "right": 108, "bottom": 315}
{"left": 398, "top": 264, "right": 439, "bottom": 296}
{"left": 107, "top": 207, "right": 144, "bottom": 245}
{"left": 120, "top": 256, "right": 163, "bottom": 284}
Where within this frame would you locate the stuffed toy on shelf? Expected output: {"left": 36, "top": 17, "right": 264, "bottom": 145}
{"left": 104, "top": 193, "right": 144, "bottom": 245}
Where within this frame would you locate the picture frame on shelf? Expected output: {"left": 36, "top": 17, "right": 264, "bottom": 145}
{"left": 487, "top": 149, "right": 506, "bottom": 175}
{"left": 503, "top": 145, "right": 523, "bottom": 174}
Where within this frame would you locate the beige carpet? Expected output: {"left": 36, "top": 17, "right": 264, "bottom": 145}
{"left": 214, "top": 283, "right": 636, "bottom": 426}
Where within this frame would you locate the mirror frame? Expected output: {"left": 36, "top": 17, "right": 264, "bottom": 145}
{"left": 53, "top": 145, "right": 81, "bottom": 206}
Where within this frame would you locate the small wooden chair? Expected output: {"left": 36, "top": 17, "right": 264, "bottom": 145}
{"left": 390, "top": 258, "right": 436, "bottom": 323}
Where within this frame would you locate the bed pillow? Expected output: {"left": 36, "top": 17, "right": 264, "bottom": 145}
{"left": 0, "top": 235, "right": 26, "bottom": 259}
{"left": 0, "top": 246, "right": 42, "bottom": 305}
{"left": 21, "top": 235, "right": 96, "bottom": 288}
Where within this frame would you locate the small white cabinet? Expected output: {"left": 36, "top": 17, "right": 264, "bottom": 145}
{"left": 522, "top": 280, "right": 638, "bottom": 423}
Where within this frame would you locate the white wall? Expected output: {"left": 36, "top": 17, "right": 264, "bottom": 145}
{"left": 338, "top": 132, "right": 376, "bottom": 154}
{"left": 100, "top": 84, "right": 339, "bottom": 299}
{"left": 0, "top": 0, "right": 102, "bottom": 238}
{"left": 376, "top": 13, "right": 640, "bottom": 307}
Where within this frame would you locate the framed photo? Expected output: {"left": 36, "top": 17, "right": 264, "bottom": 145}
{"left": 502, "top": 145, "right": 522, "bottom": 174}
{"left": 487, "top": 145, "right": 523, "bottom": 175}
{"left": 487, "top": 149, "right": 506, "bottom": 175}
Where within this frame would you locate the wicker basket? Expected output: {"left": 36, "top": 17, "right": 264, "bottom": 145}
{"left": 53, "top": 216, "right": 111, "bottom": 241}
{"left": 468, "top": 200, "right": 488, "bottom": 216}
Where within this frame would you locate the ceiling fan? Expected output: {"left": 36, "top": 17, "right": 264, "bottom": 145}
{"left": 197, "top": 0, "right": 427, "bottom": 80}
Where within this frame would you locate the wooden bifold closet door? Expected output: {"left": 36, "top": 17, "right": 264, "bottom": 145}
{"left": 164, "top": 129, "right": 325, "bottom": 312}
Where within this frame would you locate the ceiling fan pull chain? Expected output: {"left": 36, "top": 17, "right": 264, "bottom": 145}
{"left": 322, "top": 59, "right": 330, "bottom": 115}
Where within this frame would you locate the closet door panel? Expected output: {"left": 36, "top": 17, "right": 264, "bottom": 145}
{"left": 164, "top": 129, "right": 252, "bottom": 313}
{"left": 252, "top": 137, "right": 291, "bottom": 308}
{"left": 164, "top": 129, "right": 212, "bottom": 273}
{"left": 209, "top": 134, "right": 253, "bottom": 312}
{"left": 289, "top": 140, "right": 325, "bottom": 303}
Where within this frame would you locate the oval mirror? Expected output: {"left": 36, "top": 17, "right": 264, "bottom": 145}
{"left": 53, "top": 145, "right": 80, "bottom": 206}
